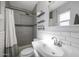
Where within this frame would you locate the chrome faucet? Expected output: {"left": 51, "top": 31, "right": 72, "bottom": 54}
{"left": 52, "top": 37, "right": 63, "bottom": 47}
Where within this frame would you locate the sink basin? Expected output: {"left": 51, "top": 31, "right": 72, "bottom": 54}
{"left": 37, "top": 44, "right": 64, "bottom": 57}
{"left": 32, "top": 40, "right": 79, "bottom": 57}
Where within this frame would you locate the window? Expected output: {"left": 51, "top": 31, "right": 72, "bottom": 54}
{"left": 58, "top": 10, "right": 70, "bottom": 26}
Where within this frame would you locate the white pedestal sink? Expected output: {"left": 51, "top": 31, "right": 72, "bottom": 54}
{"left": 32, "top": 40, "right": 64, "bottom": 57}
{"left": 37, "top": 43, "right": 64, "bottom": 57}
{"left": 32, "top": 40, "right": 79, "bottom": 57}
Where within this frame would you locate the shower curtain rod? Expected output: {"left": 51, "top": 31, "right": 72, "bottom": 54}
{"left": 15, "top": 24, "right": 34, "bottom": 27}
{"left": 6, "top": 7, "right": 32, "bottom": 13}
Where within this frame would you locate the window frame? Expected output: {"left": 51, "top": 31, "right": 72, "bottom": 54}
{"left": 58, "top": 10, "right": 71, "bottom": 26}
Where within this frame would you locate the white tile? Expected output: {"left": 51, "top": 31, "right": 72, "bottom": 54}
{"left": 0, "top": 31, "right": 4, "bottom": 53}
{"left": 71, "top": 32, "right": 79, "bottom": 39}
{"left": 0, "top": 50, "right": 4, "bottom": 57}
{"left": 54, "top": 32, "right": 61, "bottom": 36}
{"left": 61, "top": 32, "right": 71, "bottom": 37}
{"left": 0, "top": 31, "right": 4, "bottom": 40}
{"left": 71, "top": 42, "right": 79, "bottom": 49}
{"left": 55, "top": 35, "right": 66, "bottom": 41}
{"left": 0, "top": 19, "right": 4, "bottom": 31}
{"left": 66, "top": 37, "right": 79, "bottom": 45}
{"left": 61, "top": 40, "right": 71, "bottom": 46}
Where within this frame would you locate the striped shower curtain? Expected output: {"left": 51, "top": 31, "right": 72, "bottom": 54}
{"left": 5, "top": 8, "right": 19, "bottom": 57}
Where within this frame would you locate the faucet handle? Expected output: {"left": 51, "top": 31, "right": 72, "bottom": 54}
{"left": 58, "top": 40, "right": 65, "bottom": 46}
{"left": 52, "top": 36, "right": 57, "bottom": 40}
{"left": 54, "top": 39, "right": 58, "bottom": 45}
{"left": 59, "top": 40, "right": 65, "bottom": 45}
{"left": 54, "top": 40, "right": 64, "bottom": 47}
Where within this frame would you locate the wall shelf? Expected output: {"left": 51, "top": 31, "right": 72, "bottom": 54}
{"left": 37, "top": 11, "right": 45, "bottom": 17}
{"left": 37, "top": 20, "right": 45, "bottom": 24}
{"left": 15, "top": 24, "right": 34, "bottom": 27}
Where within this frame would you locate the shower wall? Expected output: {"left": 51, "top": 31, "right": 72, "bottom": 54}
{"left": 14, "top": 10, "right": 34, "bottom": 47}
{"left": 0, "top": 1, "right": 5, "bottom": 57}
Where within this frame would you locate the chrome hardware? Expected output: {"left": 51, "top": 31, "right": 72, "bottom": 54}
{"left": 52, "top": 37, "right": 63, "bottom": 47}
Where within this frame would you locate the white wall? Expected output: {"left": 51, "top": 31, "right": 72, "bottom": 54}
{"left": 36, "top": 1, "right": 49, "bottom": 39}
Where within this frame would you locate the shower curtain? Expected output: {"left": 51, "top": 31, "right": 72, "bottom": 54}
{"left": 5, "top": 8, "right": 19, "bottom": 57}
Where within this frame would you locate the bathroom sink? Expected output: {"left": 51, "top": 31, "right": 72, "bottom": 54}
{"left": 37, "top": 43, "right": 64, "bottom": 57}
{"left": 32, "top": 40, "right": 79, "bottom": 57}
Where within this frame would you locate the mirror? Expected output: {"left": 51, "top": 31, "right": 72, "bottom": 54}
{"left": 49, "top": 1, "right": 79, "bottom": 26}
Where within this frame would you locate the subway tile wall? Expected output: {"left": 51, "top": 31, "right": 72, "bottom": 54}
{"left": 52, "top": 31, "right": 79, "bottom": 49}
{"left": 0, "top": 31, "right": 4, "bottom": 57}
{"left": 0, "top": 2, "right": 5, "bottom": 56}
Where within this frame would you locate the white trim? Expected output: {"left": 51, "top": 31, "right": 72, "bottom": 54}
{"left": 47, "top": 25, "right": 79, "bottom": 32}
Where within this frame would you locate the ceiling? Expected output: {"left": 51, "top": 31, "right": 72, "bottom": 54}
{"left": 9, "top": 1, "right": 38, "bottom": 11}
{"left": 9, "top": 1, "right": 67, "bottom": 12}
{"left": 49, "top": 1, "right": 68, "bottom": 12}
